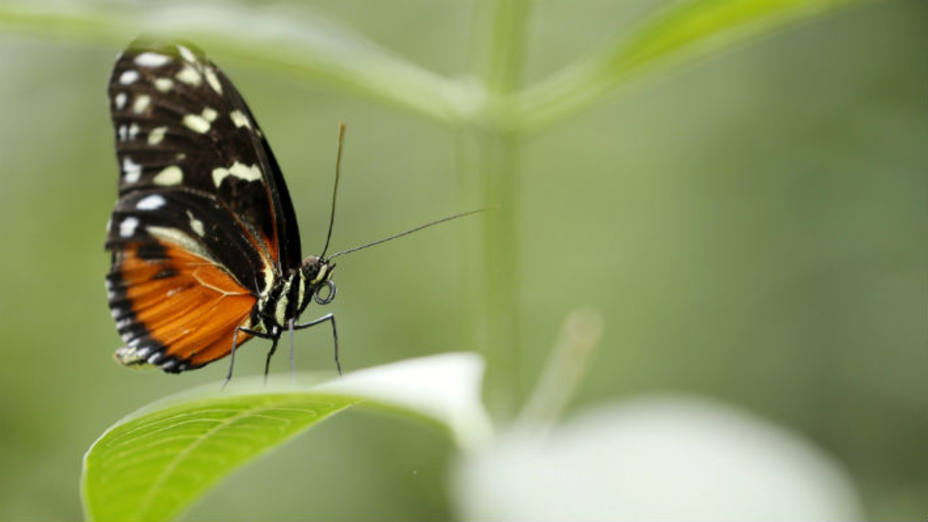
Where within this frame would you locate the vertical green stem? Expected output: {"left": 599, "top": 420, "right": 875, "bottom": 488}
{"left": 476, "top": 131, "right": 521, "bottom": 421}
{"left": 462, "top": 0, "right": 530, "bottom": 421}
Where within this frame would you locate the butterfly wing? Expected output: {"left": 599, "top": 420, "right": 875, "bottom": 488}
{"left": 105, "top": 41, "right": 300, "bottom": 372}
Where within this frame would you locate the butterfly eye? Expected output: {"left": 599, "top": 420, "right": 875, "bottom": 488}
{"left": 314, "top": 280, "right": 336, "bottom": 306}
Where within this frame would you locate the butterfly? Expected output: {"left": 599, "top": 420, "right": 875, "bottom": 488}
{"left": 104, "top": 40, "right": 482, "bottom": 379}
{"left": 104, "top": 39, "right": 353, "bottom": 380}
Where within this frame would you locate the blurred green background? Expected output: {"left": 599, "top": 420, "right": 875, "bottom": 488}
{"left": 0, "top": 0, "right": 925, "bottom": 520}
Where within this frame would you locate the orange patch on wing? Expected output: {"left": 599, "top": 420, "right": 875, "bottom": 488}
{"left": 120, "top": 241, "right": 258, "bottom": 366}
{"left": 261, "top": 230, "right": 279, "bottom": 265}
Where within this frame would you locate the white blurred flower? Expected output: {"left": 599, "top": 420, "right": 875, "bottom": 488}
{"left": 454, "top": 395, "right": 862, "bottom": 522}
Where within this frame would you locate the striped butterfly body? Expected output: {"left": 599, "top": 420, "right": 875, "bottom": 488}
{"left": 105, "top": 40, "right": 338, "bottom": 375}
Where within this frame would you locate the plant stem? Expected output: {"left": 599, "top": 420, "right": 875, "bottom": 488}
{"left": 463, "top": 0, "right": 530, "bottom": 421}
{"left": 475, "top": 131, "right": 521, "bottom": 421}
{"left": 0, "top": 3, "right": 473, "bottom": 125}
{"left": 518, "top": 308, "right": 603, "bottom": 428}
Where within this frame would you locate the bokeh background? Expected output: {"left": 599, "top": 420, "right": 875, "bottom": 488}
{"left": 0, "top": 0, "right": 925, "bottom": 520}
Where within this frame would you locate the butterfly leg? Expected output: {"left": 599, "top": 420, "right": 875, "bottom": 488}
{"left": 293, "top": 313, "right": 341, "bottom": 375}
{"left": 224, "top": 325, "right": 276, "bottom": 388}
{"left": 288, "top": 319, "right": 296, "bottom": 381}
{"left": 263, "top": 334, "right": 280, "bottom": 383}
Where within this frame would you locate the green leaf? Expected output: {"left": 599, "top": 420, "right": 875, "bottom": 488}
{"left": 82, "top": 353, "right": 491, "bottom": 522}
{"left": 0, "top": 1, "right": 477, "bottom": 124}
{"left": 514, "top": 0, "right": 871, "bottom": 129}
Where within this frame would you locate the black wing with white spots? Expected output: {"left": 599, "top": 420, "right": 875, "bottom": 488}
{"left": 104, "top": 40, "right": 304, "bottom": 372}
{"left": 107, "top": 40, "right": 302, "bottom": 278}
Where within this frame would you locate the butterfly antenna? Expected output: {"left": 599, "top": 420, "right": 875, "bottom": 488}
{"left": 327, "top": 208, "right": 486, "bottom": 260}
{"left": 320, "top": 122, "right": 346, "bottom": 259}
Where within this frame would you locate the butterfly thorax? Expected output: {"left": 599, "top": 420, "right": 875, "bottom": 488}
{"left": 255, "top": 256, "right": 335, "bottom": 333}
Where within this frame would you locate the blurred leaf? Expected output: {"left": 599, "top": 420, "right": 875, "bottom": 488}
{"left": 82, "top": 353, "right": 490, "bottom": 522}
{"left": 514, "top": 0, "right": 870, "bottom": 129}
{"left": 0, "top": 1, "right": 478, "bottom": 124}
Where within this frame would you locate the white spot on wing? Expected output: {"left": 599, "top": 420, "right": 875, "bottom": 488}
{"left": 212, "top": 161, "right": 262, "bottom": 187}
{"left": 154, "top": 78, "right": 173, "bottom": 92}
{"left": 153, "top": 166, "right": 183, "bottom": 186}
{"left": 133, "top": 94, "right": 150, "bottom": 114}
{"left": 183, "top": 114, "right": 210, "bottom": 133}
{"left": 134, "top": 52, "right": 171, "bottom": 67}
{"left": 119, "top": 216, "right": 139, "bottom": 237}
{"left": 137, "top": 194, "right": 166, "bottom": 210}
{"left": 128, "top": 123, "right": 140, "bottom": 140}
{"left": 176, "top": 65, "right": 201, "bottom": 86}
{"left": 114, "top": 92, "right": 127, "bottom": 109}
{"left": 186, "top": 210, "right": 205, "bottom": 236}
{"left": 147, "top": 226, "right": 213, "bottom": 260}
{"left": 204, "top": 68, "right": 223, "bottom": 94}
{"left": 148, "top": 126, "right": 167, "bottom": 145}
{"left": 229, "top": 110, "right": 251, "bottom": 129}
{"left": 177, "top": 45, "right": 196, "bottom": 63}
{"left": 201, "top": 107, "right": 218, "bottom": 122}
{"left": 183, "top": 114, "right": 209, "bottom": 134}
{"left": 122, "top": 157, "right": 142, "bottom": 183}
{"left": 119, "top": 70, "right": 139, "bottom": 85}
{"left": 118, "top": 125, "right": 127, "bottom": 141}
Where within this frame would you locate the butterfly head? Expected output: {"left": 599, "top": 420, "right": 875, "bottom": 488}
{"left": 300, "top": 255, "right": 336, "bottom": 309}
